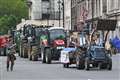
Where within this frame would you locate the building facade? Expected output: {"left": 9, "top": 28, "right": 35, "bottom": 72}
{"left": 71, "top": 0, "right": 120, "bottom": 39}
{"left": 64, "top": 0, "right": 71, "bottom": 30}
{"left": 27, "top": 0, "right": 63, "bottom": 27}
{"left": 71, "top": 0, "right": 77, "bottom": 30}
{"left": 106, "top": 0, "right": 120, "bottom": 39}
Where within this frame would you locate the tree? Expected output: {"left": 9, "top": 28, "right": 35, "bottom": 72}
{"left": 0, "top": 15, "right": 17, "bottom": 34}
{"left": 0, "top": 0, "right": 28, "bottom": 34}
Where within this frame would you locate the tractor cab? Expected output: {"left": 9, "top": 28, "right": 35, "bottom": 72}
{"left": 40, "top": 27, "right": 67, "bottom": 64}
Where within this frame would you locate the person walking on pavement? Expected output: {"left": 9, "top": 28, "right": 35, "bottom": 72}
{"left": 6, "top": 36, "right": 16, "bottom": 71}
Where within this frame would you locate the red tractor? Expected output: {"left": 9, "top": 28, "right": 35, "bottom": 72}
{"left": 40, "top": 27, "right": 67, "bottom": 64}
{"left": 0, "top": 35, "right": 9, "bottom": 56}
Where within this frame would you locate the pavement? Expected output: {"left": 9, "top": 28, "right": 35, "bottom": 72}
{"left": 0, "top": 54, "right": 120, "bottom": 80}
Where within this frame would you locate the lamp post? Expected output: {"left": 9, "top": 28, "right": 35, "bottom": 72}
{"left": 91, "top": 0, "right": 94, "bottom": 29}
{"left": 26, "top": 0, "right": 32, "bottom": 19}
{"left": 62, "top": 0, "right": 64, "bottom": 28}
{"left": 58, "top": 0, "right": 64, "bottom": 27}
{"left": 58, "top": 0, "right": 61, "bottom": 27}
{"left": 47, "top": 8, "right": 50, "bottom": 26}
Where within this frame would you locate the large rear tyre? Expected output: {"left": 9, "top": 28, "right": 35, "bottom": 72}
{"left": 45, "top": 48, "right": 51, "bottom": 64}
{"left": 20, "top": 48, "right": 24, "bottom": 58}
{"left": 23, "top": 47, "right": 28, "bottom": 58}
{"left": 32, "top": 55, "right": 38, "bottom": 61}
{"left": 76, "top": 57, "right": 85, "bottom": 70}
{"left": 41, "top": 50, "right": 46, "bottom": 63}
{"left": 85, "top": 58, "right": 90, "bottom": 71}
{"left": 28, "top": 54, "right": 32, "bottom": 61}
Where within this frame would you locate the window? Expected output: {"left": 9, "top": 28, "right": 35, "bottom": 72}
{"left": 110, "top": 0, "right": 115, "bottom": 11}
{"left": 49, "top": 29, "right": 65, "bottom": 41}
{"left": 42, "top": 0, "right": 49, "bottom": 2}
{"left": 102, "top": 0, "right": 107, "bottom": 13}
{"left": 42, "top": 14, "right": 50, "bottom": 20}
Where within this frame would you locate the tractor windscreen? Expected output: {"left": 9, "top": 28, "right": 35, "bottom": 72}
{"left": 49, "top": 29, "right": 65, "bottom": 41}
{"left": 92, "top": 48, "right": 106, "bottom": 58}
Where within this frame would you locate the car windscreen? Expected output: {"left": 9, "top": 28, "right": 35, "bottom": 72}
{"left": 49, "top": 29, "right": 65, "bottom": 41}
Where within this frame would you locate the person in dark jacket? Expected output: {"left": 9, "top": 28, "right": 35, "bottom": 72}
{"left": 6, "top": 36, "right": 16, "bottom": 71}
{"left": 6, "top": 48, "right": 16, "bottom": 71}
{"left": 69, "top": 38, "right": 76, "bottom": 48}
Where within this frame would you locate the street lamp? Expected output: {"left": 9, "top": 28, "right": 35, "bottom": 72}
{"left": 47, "top": 8, "right": 50, "bottom": 26}
{"left": 26, "top": 0, "right": 32, "bottom": 19}
{"left": 58, "top": 0, "right": 61, "bottom": 27}
{"left": 58, "top": 0, "right": 64, "bottom": 27}
{"left": 91, "top": 0, "right": 94, "bottom": 29}
{"left": 62, "top": 0, "right": 64, "bottom": 28}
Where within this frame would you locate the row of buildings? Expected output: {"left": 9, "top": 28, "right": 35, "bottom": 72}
{"left": 64, "top": 0, "right": 120, "bottom": 39}
{"left": 26, "top": 0, "right": 63, "bottom": 27}
{"left": 17, "top": 0, "right": 120, "bottom": 39}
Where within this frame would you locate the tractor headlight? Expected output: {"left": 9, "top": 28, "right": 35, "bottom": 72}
{"left": 57, "top": 46, "right": 65, "bottom": 49}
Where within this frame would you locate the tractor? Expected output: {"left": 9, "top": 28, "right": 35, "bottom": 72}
{"left": 61, "top": 19, "right": 117, "bottom": 70}
{"left": 40, "top": 27, "right": 67, "bottom": 64}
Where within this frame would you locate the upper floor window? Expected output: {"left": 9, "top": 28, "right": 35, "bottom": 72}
{"left": 109, "top": 0, "right": 115, "bottom": 11}
{"left": 42, "top": 0, "right": 49, "bottom": 2}
{"left": 42, "top": 13, "right": 50, "bottom": 20}
{"left": 102, "top": 0, "right": 107, "bottom": 13}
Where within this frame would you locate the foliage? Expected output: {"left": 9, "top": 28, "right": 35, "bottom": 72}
{"left": 0, "top": 15, "right": 17, "bottom": 34}
{"left": 0, "top": 0, "right": 28, "bottom": 34}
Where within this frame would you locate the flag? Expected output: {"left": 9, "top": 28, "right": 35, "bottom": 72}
{"left": 79, "top": 6, "right": 88, "bottom": 23}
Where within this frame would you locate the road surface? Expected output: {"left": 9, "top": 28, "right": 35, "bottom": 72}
{"left": 0, "top": 54, "right": 120, "bottom": 80}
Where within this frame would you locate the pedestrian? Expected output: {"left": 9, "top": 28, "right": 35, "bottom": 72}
{"left": 6, "top": 36, "right": 16, "bottom": 71}
{"left": 69, "top": 37, "right": 76, "bottom": 48}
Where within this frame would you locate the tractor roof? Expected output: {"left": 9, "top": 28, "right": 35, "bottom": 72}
{"left": 48, "top": 27, "right": 64, "bottom": 30}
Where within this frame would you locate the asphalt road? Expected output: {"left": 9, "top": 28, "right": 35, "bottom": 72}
{"left": 0, "top": 54, "right": 120, "bottom": 80}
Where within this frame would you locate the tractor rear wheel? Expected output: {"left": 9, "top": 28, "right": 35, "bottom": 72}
{"left": 45, "top": 48, "right": 51, "bottom": 64}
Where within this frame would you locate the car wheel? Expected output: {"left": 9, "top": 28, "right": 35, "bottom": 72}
{"left": 45, "top": 48, "right": 51, "bottom": 64}
{"left": 63, "top": 63, "right": 69, "bottom": 68}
